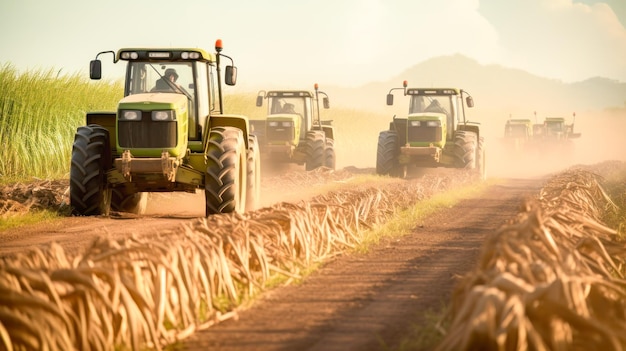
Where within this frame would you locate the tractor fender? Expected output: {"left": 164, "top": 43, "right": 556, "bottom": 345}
{"left": 207, "top": 114, "right": 251, "bottom": 149}
{"left": 322, "top": 125, "right": 335, "bottom": 141}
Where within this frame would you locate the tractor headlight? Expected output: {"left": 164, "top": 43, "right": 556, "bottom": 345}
{"left": 426, "top": 121, "right": 440, "bottom": 127}
{"left": 181, "top": 51, "right": 201, "bottom": 59}
{"left": 268, "top": 121, "right": 279, "bottom": 127}
{"left": 120, "top": 51, "right": 139, "bottom": 60}
{"left": 152, "top": 110, "right": 175, "bottom": 121}
{"left": 120, "top": 110, "right": 141, "bottom": 121}
{"left": 281, "top": 121, "right": 293, "bottom": 127}
{"left": 409, "top": 121, "right": 421, "bottom": 127}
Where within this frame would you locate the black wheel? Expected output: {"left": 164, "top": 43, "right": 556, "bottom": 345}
{"left": 69, "top": 125, "right": 111, "bottom": 216}
{"left": 205, "top": 126, "right": 247, "bottom": 216}
{"left": 324, "top": 138, "right": 336, "bottom": 170}
{"left": 476, "top": 136, "right": 486, "bottom": 180}
{"left": 376, "top": 130, "right": 401, "bottom": 176}
{"left": 453, "top": 130, "right": 477, "bottom": 169}
{"left": 111, "top": 188, "right": 147, "bottom": 214}
{"left": 246, "top": 134, "right": 261, "bottom": 212}
{"left": 305, "top": 131, "right": 325, "bottom": 171}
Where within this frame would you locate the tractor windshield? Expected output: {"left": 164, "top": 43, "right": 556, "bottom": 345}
{"left": 269, "top": 97, "right": 306, "bottom": 116}
{"left": 409, "top": 95, "right": 452, "bottom": 116}
{"left": 127, "top": 62, "right": 194, "bottom": 98}
{"left": 505, "top": 124, "right": 529, "bottom": 138}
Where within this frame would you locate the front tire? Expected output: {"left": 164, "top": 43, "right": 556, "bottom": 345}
{"left": 305, "top": 131, "right": 325, "bottom": 171}
{"left": 324, "top": 138, "right": 336, "bottom": 170}
{"left": 69, "top": 125, "right": 111, "bottom": 216}
{"left": 205, "top": 127, "right": 247, "bottom": 216}
{"left": 111, "top": 188, "right": 147, "bottom": 214}
{"left": 453, "top": 130, "right": 477, "bottom": 169}
{"left": 376, "top": 130, "right": 401, "bottom": 176}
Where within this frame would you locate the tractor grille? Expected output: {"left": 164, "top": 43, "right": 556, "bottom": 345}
{"left": 267, "top": 126, "right": 294, "bottom": 142}
{"left": 118, "top": 112, "right": 177, "bottom": 148}
{"left": 408, "top": 126, "right": 442, "bottom": 143}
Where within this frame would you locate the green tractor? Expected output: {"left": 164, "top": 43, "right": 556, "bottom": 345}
{"left": 376, "top": 81, "right": 485, "bottom": 179}
{"left": 251, "top": 84, "right": 335, "bottom": 171}
{"left": 533, "top": 113, "right": 581, "bottom": 158}
{"left": 503, "top": 118, "right": 533, "bottom": 154}
{"left": 70, "top": 40, "right": 261, "bottom": 217}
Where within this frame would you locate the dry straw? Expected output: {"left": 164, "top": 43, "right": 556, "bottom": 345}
{"left": 0, "top": 170, "right": 476, "bottom": 350}
{"left": 437, "top": 168, "right": 626, "bottom": 351}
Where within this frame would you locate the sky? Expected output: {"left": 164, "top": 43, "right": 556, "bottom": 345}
{"left": 0, "top": 0, "right": 625, "bottom": 90}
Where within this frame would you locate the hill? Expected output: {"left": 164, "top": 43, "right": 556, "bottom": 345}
{"left": 326, "top": 54, "right": 626, "bottom": 118}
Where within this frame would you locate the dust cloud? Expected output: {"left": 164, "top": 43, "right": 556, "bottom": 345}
{"left": 482, "top": 108, "right": 626, "bottom": 178}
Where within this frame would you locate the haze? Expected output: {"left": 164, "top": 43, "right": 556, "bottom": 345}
{"left": 1, "top": 0, "right": 624, "bottom": 178}
{"left": 0, "top": 0, "right": 624, "bottom": 89}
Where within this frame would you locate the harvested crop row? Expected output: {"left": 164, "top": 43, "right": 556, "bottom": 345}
{"left": 0, "top": 170, "right": 477, "bottom": 351}
{"left": 436, "top": 165, "right": 626, "bottom": 351}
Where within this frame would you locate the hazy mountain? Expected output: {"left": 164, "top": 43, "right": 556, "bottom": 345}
{"left": 328, "top": 54, "right": 626, "bottom": 116}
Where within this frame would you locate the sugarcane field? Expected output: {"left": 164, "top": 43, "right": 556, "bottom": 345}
{"left": 2, "top": 4, "right": 626, "bottom": 349}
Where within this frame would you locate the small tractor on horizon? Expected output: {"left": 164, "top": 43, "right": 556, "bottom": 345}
{"left": 251, "top": 84, "right": 335, "bottom": 171}
{"left": 70, "top": 40, "right": 261, "bottom": 217}
{"left": 502, "top": 117, "right": 534, "bottom": 156}
{"left": 376, "top": 81, "right": 485, "bottom": 179}
{"left": 532, "top": 113, "right": 581, "bottom": 156}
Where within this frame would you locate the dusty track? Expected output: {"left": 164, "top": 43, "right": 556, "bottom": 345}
{"left": 180, "top": 178, "right": 543, "bottom": 351}
{"left": 0, "top": 170, "right": 545, "bottom": 350}
{"left": 0, "top": 167, "right": 367, "bottom": 257}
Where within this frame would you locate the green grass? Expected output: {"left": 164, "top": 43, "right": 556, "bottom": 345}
{"left": 0, "top": 210, "right": 63, "bottom": 231}
{"left": 0, "top": 64, "right": 122, "bottom": 180}
{"left": 357, "top": 178, "right": 496, "bottom": 252}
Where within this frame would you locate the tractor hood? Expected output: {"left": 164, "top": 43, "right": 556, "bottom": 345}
{"left": 116, "top": 93, "right": 189, "bottom": 157}
{"left": 119, "top": 93, "right": 188, "bottom": 111}
{"left": 266, "top": 114, "right": 302, "bottom": 145}
{"left": 406, "top": 112, "right": 447, "bottom": 148}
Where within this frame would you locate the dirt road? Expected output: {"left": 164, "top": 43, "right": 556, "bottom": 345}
{"left": 0, "top": 171, "right": 545, "bottom": 350}
{"left": 179, "top": 177, "right": 543, "bottom": 351}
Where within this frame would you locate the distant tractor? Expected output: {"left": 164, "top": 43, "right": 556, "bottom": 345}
{"left": 539, "top": 114, "right": 581, "bottom": 142}
{"left": 251, "top": 84, "right": 335, "bottom": 171}
{"left": 533, "top": 113, "right": 581, "bottom": 156}
{"left": 70, "top": 40, "right": 261, "bottom": 217}
{"left": 376, "top": 81, "right": 485, "bottom": 179}
{"left": 503, "top": 118, "right": 533, "bottom": 154}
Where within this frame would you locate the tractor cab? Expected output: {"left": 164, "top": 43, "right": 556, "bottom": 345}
{"left": 252, "top": 85, "right": 334, "bottom": 171}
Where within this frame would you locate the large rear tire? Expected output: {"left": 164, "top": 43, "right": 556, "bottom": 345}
{"left": 205, "top": 126, "right": 247, "bottom": 216}
{"left": 376, "top": 130, "right": 401, "bottom": 176}
{"left": 453, "top": 130, "right": 478, "bottom": 169}
{"left": 69, "top": 125, "right": 111, "bottom": 216}
{"left": 324, "top": 138, "right": 336, "bottom": 170}
{"left": 305, "top": 131, "right": 325, "bottom": 171}
{"left": 246, "top": 134, "right": 261, "bottom": 212}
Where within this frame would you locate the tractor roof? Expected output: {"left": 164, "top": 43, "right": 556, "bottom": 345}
{"left": 507, "top": 119, "right": 532, "bottom": 124}
{"left": 545, "top": 117, "right": 566, "bottom": 122}
{"left": 265, "top": 90, "right": 314, "bottom": 98}
{"left": 406, "top": 88, "right": 461, "bottom": 96}
{"left": 116, "top": 48, "right": 216, "bottom": 63}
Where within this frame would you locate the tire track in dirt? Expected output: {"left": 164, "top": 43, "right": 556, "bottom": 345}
{"left": 180, "top": 178, "right": 543, "bottom": 351}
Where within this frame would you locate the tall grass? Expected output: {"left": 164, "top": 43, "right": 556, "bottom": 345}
{"left": 0, "top": 64, "right": 122, "bottom": 182}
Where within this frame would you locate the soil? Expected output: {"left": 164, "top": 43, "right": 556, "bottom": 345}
{"left": 178, "top": 177, "right": 543, "bottom": 351}
{"left": 0, "top": 169, "right": 545, "bottom": 350}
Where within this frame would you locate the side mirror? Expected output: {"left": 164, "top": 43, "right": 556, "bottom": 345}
{"left": 225, "top": 65, "right": 237, "bottom": 86}
{"left": 323, "top": 97, "right": 330, "bottom": 109}
{"left": 90, "top": 60, "right": 102, "bottom": 80}
{"left": 466, "top": 96, "right": 474, "bottom": 108}
{"left": 256, "top": 95, "right": 264, "bottom": 107}
{"left": 386, "top": 94, "right": 394, "bottom": 106}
